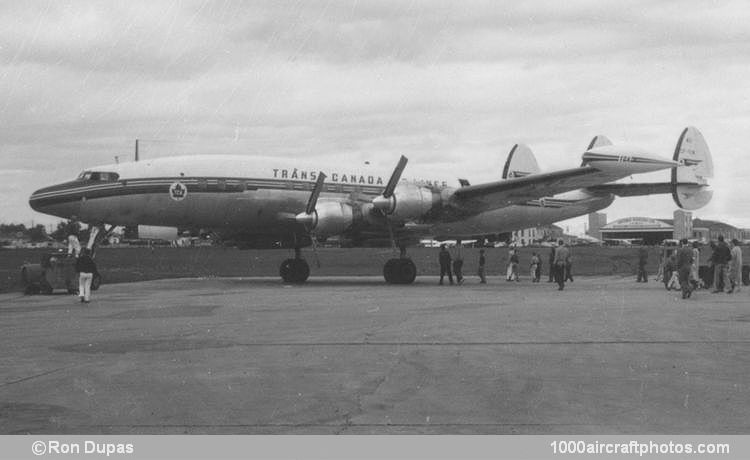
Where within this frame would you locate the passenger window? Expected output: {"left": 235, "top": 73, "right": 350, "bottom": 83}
{"left": 87, "top": 172, "right": 120, "bottom": 181}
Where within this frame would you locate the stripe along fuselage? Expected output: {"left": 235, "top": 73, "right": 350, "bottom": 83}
{"left": 29, "top": 155, "right": 614, "bottom": 239}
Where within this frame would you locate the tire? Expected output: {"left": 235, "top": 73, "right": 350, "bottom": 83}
{"left": 395, "top": 259, "right": 417, "bottom": 284}
{"left": 280, "top": 259, "right": 310, "bottom": 284}
{"left": 383, "top": 259, "right": 417, "bottom": 284}
{"left": 383, "top": 259, "right": 398, "bottom": 284}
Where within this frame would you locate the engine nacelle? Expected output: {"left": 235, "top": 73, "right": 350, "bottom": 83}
{"left": 308, "top": 201, "right": 354, "bottom": 237}
{"left": 373, "top": 183, "right": 439, "bottom": 221}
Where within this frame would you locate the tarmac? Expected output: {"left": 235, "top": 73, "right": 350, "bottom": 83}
{"left": 1, "top": 275, "right": 749, "bottom": 434}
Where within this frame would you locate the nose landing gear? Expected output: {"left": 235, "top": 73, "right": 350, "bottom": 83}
{"left": 279, "top": 247, "right": 310, "bottom": 284}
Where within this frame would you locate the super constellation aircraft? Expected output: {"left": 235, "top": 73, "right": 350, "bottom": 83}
{"left": 29, "top": 126, "right": 713, "bottom": 284}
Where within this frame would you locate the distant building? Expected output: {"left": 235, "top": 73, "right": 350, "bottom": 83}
{"left": 511, "top": 224, "right": 563, "bottom": 246}
{"left": 692, "top": 227, "right": 710, "bottom": 243}
{"left": 587, "top": 212, "right": 607, "bottom": 240}
{"left": 600, "top": 217, "right": 673, "bottom": 245}
{"left": 673, "top": 209, "right": 693, "bottom": 240}
{"left": 599, "top": 213, "right": 742, "bottom": 245}
{"left": 690, "top": 219, "right": 744, "bottom": 242}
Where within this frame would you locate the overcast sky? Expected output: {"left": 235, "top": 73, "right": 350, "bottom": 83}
{"left": 2, "top": 0, "right": 749, "bottom": 233}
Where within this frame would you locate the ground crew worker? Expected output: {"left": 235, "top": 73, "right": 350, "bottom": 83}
{"left": 477, "top": 249, "right": 487, "bottom": 284}
{"left": 507, "top": 249, "right": 520, "bottom": 281}
{"left": 553, "top": 240, "right": 570, "bottom": 291}
{"left": 438, "top": 244, "right": 454, "bottom": 285}
{"left": 75, "top": 248, "right": 97, "bottom": 303}
{"left": 636, "top": 247, "right": 648, "bottom": 282}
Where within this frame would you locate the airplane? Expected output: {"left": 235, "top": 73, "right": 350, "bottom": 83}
{"left": 29, "top": 126, "right": 714, "bottom": 284}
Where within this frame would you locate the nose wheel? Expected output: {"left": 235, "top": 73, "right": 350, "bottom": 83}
{"left": 280, "top": 258, "right": 310, "bottom": 284}
{"left": 383, "top": 258, "right": 417, "bottom": 284}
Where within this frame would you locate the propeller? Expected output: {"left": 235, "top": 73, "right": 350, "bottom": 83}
{"left": 372, "top": 155, "right": 408, "bottom": 215}
{"left": 295, "top": 172, "right": 327, "bottom": 267}
{"left": 371, "top": 156, "right": 408, "bottom": 253}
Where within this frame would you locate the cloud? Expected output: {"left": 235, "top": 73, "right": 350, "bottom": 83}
{"left": 1, "top": 1, "right": 749, "bottom": 228}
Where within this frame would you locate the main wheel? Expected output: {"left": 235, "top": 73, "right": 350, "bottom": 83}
{"left": 383, "top": 259, "right": 399, "bottom": 284}
{"left": 383, "top": 258, "right": 417, "bottom": 284}
{"left": 280, "top": 259, "right": 310, "bottom": 284}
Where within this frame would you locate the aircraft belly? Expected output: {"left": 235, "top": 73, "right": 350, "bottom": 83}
{"left": 429, "top": 196, "right": 613, "bottom": 237}
{"left": 78, "top": 189, "right": 311, "bottom": 232}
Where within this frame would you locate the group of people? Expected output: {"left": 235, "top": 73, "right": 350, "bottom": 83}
{"left": 438, "top": 240, "right": 574, "bottom": 290}
{"left": 67, "top": 228, "right": 97, "bottom": 303}
{"left": 641, "top": 235, "right": 743, "bottom": 299}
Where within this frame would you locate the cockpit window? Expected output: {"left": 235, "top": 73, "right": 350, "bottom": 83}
{"left": 77, "top": 171, "right": 119, "bottom": 181}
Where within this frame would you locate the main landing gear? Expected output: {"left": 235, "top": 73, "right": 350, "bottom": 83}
{"left": 383, "top": 246, "right": 417, "bottom": 284}
{"left": 279, "top": 247, "right": 310, "bottom": 284}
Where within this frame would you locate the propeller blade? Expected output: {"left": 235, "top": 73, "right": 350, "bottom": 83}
{"left": 382, "top": 155, "right": 408, "bottom": 198}
{"left": 305, "top": 172, "right": 327, "bottom": 215}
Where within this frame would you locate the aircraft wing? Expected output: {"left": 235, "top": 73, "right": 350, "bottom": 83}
{"left": 450, "top": 166, "right": 616, "bottom": 207}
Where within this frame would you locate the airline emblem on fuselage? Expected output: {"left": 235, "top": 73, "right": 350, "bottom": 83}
{"left": 169, "top": 181, "right": 187, "bottom": 201}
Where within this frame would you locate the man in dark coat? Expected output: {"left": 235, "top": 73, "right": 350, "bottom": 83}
{"left": 711, "top": 235, "right": 731, "bottom": 293}
{"left": 553, "top": 240, "right": 570, "bottom": 291}
{"left": 438, "top": 244, "right": 454, "bottom": 285}
{"left": 636, "top": 247, "right": 648, "bottom": 282}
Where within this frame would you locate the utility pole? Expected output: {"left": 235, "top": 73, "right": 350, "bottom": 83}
{"left": 135, "top": 139, "right": 139, "bottom": 162}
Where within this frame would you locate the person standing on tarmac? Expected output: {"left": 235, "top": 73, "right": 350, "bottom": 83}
{"left": 453, "top": 256, "right": 464, "bottom": 285}
{"left": 508, "top": 249, "right": 520, "bottom": 282}
{"left": 75, "top": 248, "right": 97, "bottom": 303}
{"left": 711, "top": 235, "right": 731, "bottom": 294}
{"left": 728, "top": 239, "right": 743, "bottom": 293}
{"left": 690, "top": 241, "right": 701, "bottom": 289}
{"left": 676, "top": 239, "right": 694, "bottom": 299}
{"left": 547, "top": 246, "right": 556, "bottom": 282}
{"left": 530, "top": 252, "right": 541, "bottom": 282}
{"left": 564, "top": 251, "right": 574, "bottom": 283}
{"left": 636, "top": 246, "right": 648, "bottom": 282}
{"left": 477, "top": 249, "right": 487, "bottom": 284}
{"left": 438, "top": 244, "right": 454, "bottom": 285}
{"left": 553, "top": 240, "right": 570, "bottom": 291}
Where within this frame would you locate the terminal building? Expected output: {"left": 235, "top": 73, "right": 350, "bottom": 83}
{"left": 588, "top": 210, "right": 745, "bottom": 245}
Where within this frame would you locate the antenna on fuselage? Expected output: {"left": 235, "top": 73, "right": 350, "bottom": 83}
{"left": 135, "top": 139, "right": 139, "bottom": 162}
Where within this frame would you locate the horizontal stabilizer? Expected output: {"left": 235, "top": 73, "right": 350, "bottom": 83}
{"left": 587, "top": 182, "right": 673, "bottom": 197}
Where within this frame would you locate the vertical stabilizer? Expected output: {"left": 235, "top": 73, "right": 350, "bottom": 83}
{"left": 671, "top": 127, "right": 713, "bottom": 210}
{"left": 502, "top": 144, "right": 540, "bottom": 179}
{"left": 586, "top": 135, "right": 612, "bottom": 150}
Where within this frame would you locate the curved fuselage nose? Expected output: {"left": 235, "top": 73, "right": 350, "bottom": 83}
{"left": 29, "top": 180, "right": 83, "bottom": 219}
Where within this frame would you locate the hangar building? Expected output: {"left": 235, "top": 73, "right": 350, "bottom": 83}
{"left": 592, "top": 210, "right": 745, "bottom": 245}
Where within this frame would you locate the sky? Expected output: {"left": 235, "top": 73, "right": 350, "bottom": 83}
{"left": 1, "top": 0, "right": 749, "bottom": 234}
